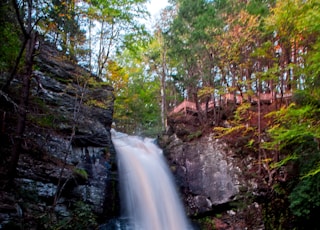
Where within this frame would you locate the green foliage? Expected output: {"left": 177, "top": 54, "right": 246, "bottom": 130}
{"left": 30, "top": 114, "right": 56, "bottom": 128}
{"left": 264, "top": 98, "right": 320, "bottom": 227}
{"left": 272, "top": 183, "right": 287, "bottom": 195}
{"left": 187, "top": 130, "right": 202, "bottom": 141}
{"left": 263, "top": 103, "right": 320, "bottom": 151}
{"left": 44, "top": 0, "right": 86, "bottom": 60}
{"left": 40, "top": 201, "right": 97, "bottom": 230}
{"left": 87, "top": 77, "right": 110, "bottom": 88}
{"left": 113, "top": 47, "right": 162, "bottom": 136}
{"left": 234, "top": 102, "right": 251, "bottom": 123}
{"left": 304, "top": 39, "right": 320, "bottom": 94}
{"left": 263, "top": 195, "right": 291, "bottom": 230}
{"left": 69, "top": 201, "right": 98, "bottom": 229}
{"left": 73, "top": 168, "right": 88, "bottom": 180}
{"left": 287, "top": 143, "right": 320, "bottom": 225}
{"left": 301, "top": 162, "right": 320, "bottom": 178}
{"left": 289, "top": 174, "right": 320, "bottom": 218}
{"left": 246, "top": 139, "right": 255, "bottom": 148}
{"left": 166, "top": 0, "right": 218, "bottom": 98}
{"left": 213, "top": 102, "right": 255, "bottom": 138}
{"left": 293, "top": 90, "right": 320, "bottom": 107}
{"left": 196, "top": 216, "right": 216, "bottom": 230}
{"left": 29, "top": 97, "right": 70, "bottom": 129}
{"left": 29, "top": 109, "right": 68, "bottom": 129}
{"left": 0, "top": 24, "right": 21, "bottom": 71}
{"left": 198, "top": 86, "right": 214, "bottom": 99}
{"left": 86, "top": 99, "right": 108, "bottom": 109}
{"left": 270, "top": 154, "right": 298, "bottom": 169}
{"left": 0, "top": 2, "right": 21, "bottom": 73}
{"left": 246, "top": 0, "right": 273, "bottom": 16}
{"left": 85, "top": 0, "right": 150, "bottom": 77}
{"left": 214, "top": 124, "right": 251, "bottom": 138}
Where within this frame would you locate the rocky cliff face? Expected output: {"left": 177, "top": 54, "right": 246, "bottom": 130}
{"left": 162, "top": 133, "right": 242, "bottom": 214}
{"left": 160, "top": 127, "right": 264, "bottom": 229}
{"left": 0, "top": 41, "right": 118, "bottom": 228}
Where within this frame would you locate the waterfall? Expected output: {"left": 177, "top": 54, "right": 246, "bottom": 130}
{"left": 111, "top": 130, "right": 193, "bottom": 230}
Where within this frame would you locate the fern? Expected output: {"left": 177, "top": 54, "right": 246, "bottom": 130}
{"left": 214, "top": 124, "right": 247, "bottom": 138}
{"left": 301, "top": 162, "right": 320, "bottom": 179}
{"left": 270, "top": 154, "right": 298, "bottom": 169}
{"left": 234, "top": 102, "right": 251, "bottom": 123}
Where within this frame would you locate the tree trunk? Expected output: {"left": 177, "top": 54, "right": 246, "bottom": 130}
{"left": 160, "top": 62, "right": 167, "bottom": 132}
{"left": 7, "top": 0, "right": 36, "bottom": 184}
{"left": 193, "top": 92, "right": 204, "bottom": 126}
{"left": 160, "top": 36, "right": 168, "bottom": 132}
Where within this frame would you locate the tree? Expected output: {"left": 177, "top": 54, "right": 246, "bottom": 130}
{"left": 113, "top": 47, "right": 162, "bottom": 136}
{"left": 41, "top": 0, "right": 86, "bottom": 61}
{"left": 0, "top": 0, "right": 21, "bottom": 75}
{"left": 165, "top": 0, "right": 218, "bottom": 124}
{"left": 264, "top": 0, "right": 309, "bottom": 104}
{"left": 259, "top": 2, "right": 320, "bottom": 227}
{"left": 5, "top": 0, "right": 38, "bottom": 183}
{"left": 1, "top": 0, "right": 152, "bottom": 184}
{"left": 146, "top": 32, "right": 168, "bottom": 132}
{"left": 85, "top": 0, "right": 149, "bottom": 78}
{"left": 146, "top": 5, "right": 179, "bottom": 132}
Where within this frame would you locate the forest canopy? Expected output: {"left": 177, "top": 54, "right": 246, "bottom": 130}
{"left": 1, "top": 0, "right": 320, "bottom": 228}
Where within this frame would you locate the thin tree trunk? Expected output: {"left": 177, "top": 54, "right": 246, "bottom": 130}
{"left": 257, "top": 60, "right": 262, "bottom": 174}
{"left": 193, "top": 92, "right": 204, "bottom": 126}
{"left": 160, "top": 61, "right": 167, "bottom": 132}
{"left": 7, "top": 0, "right": 36, "bottom": 184}
{"left": 161, "top": 31, "right": 168, "bottom": 132}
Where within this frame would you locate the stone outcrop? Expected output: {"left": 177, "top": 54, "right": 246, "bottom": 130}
{"left": 0, "top": 41, "right": 118, "bottom": 228}
{"left": 161, "top": 133, "right": 244, "bottom": 215}
{"left": 160, "top": 131, "right": 264, "bottom": 229}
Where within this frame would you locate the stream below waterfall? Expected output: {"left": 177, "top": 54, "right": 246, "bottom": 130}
{"left": 103, "top": 130, "right": 193, "bottom": 230}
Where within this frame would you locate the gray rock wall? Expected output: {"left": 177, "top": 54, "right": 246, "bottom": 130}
{"left": 0, "top": 42, "right": 118, "bottom": 227}
{"left": 162, "top": 133, "right": 247, "bottom": 216}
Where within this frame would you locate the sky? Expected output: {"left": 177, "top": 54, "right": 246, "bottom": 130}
{"left": 143, "top": 0, "right": 169, "bottom": 31}
{"left": 147, "top": 0, "right": 169, "bottom": 18}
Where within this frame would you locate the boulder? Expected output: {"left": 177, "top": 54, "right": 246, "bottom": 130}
{"left": 162, "top": 133, "right": 246, "bottom": 215}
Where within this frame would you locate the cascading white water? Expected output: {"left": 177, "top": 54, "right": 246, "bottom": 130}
{"left": 111, "top": 130, "right": 193, "bottom": 230}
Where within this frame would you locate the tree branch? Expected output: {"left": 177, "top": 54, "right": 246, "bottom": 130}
{"left": 12, "top": 0, "right": 29, "bottom": 39}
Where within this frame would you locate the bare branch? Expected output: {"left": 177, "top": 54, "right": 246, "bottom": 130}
{"left": 0, "top": 89, "right": 20, "bottom": 111}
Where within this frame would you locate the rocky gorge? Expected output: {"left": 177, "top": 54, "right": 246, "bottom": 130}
{"left": 0, "top": 41, "right": 266, "bottom": 229}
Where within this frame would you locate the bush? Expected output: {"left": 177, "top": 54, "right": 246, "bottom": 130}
{"left": 288, "top": 140, "right": 320, "bottom": 229}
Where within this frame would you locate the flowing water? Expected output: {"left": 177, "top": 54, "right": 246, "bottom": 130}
{"left": 111, "top": 130, "right": 193, "bottom": 230}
